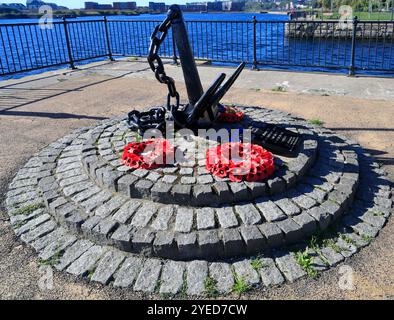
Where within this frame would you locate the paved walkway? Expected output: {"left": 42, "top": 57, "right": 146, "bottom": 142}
{"left": 0, "top": 59, "right": 393, "bottom": 299}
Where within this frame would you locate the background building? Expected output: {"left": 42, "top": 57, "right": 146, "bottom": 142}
{"left": 113, "top": 2, "right": 136, "bottom": 10}
{"left": 148, "top": 2, "right": 165, "bottom": 12}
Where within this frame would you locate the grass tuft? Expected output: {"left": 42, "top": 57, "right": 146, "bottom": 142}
{"left": 232, "top": 274, "right": 251, "bottom": 295}
{"left": 308, "top": 119, "right": 324, "bottom": 126}
{"left": 271, "top": 85, "right": 287, "bottom": 92}
{"left": 294, "top": 248, "right": 319, "bottom": 279}
{"left": 204, "top": 276, "right": 219, "bottom": 298}
{"left": 10, "top": 203, "right": 45, "bottom": 216}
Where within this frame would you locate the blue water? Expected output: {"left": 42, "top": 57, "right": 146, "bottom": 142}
{"left": 0, "top": 13, "right": 393, "bottom": 78}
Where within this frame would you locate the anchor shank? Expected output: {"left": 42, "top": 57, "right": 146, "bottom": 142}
{"left": 169, "top": 5, "right": 203, "bottom": 106}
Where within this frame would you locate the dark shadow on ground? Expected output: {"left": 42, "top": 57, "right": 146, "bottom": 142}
{"left": 0, "top": 111, "right": 107, "bottom": 120}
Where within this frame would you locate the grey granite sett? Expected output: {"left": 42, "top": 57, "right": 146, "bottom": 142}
{"left": 146, "top": 172, "right": 162, "bottom": 183}
{"left": 111, "top": 224, "right": 133, "bottom": 251}
{"left": 293, "top": 212, "right": 317, "bottom": 236}
{"left": 240, "top": 225, "right": 267, "bottom": 254}
{"left": 215, "top": 207, "right": 239, "bottom": 228}
{"left": 38, "top": 233, "right": 77, "bottom": 261}
{"left": 176, "top": 232, "right": 198, "bottom": 259}
{"left": 92, "top": 217, "right": 119, "bottom": 241}
{"left": 282, "top": 171, "right": 297, "bottom": 189}
{"left": 91, "top": 250, "right": 125, "bottom": 285}
{"left": 267, "top": 177, "right": 286, "bottom": 194}
{"left": 132, "top": 168, "right": 149, "bottom": 179}
{"left": 62, "top": 181, "right": 90, "bottom": 197}
{"left": 235, "top": 203, "right": 262, "bottom": 225}
{"left": 291, "top": 193, "right": 317, "bottom": 210}
{"left": 209, "top": 262, "right": 234, "bottom": 294}
{"left": 131, "top": 228, "right": 155, "bottom": 254}
{"left": 197, "top": 175, "right": 214, "bottom": 184}
{"left": 10, "top": 209, "right": 43, "bottom": 228}
{"left": 112, "top": 200, "right": 141, "bottom": 224}
{"left": 321, "top": 200, "right": 342, "bottom": 220}
{"left": 81, "top": 216, "right": 102, "bottom": 234}
{"left": 306, "top": 206, "right": 332, "bottom": 230}
{"left": 153, "top": 230, "right": 176, "bottom": 258}
{"left": 181, "top": 176, "right": 196, "bottom": 185}
{"left": 150, "top": 182, "right": 173, "bottom": 203}
{"left": 15, "top": 213, "right": 50, "bottom": 236}
{"left": 80, "top": 190, "right": 112, "bottom": 213}
{"left": 116, "top": 175, "right": 138, "bottom": 197}
{"left": 134, "top": 179, "right": 153, "bottom": 198}
{"left": 174, "top": 208, "right": 194, "bottom": 233}
{"left": 229, "top": 182, "right": 249, "bottom": 202}
{"left": 244, "top": 181, "right": 267, "bottom": 198}
{"left": 56, "top": 239, "right": 94, "bottom": 271}
{"left": 162, "top": 167, "right": 178, "bottom": 174}
{"left": 186, "top": 260, "right": 208, "bottom": 296}
{"left": 95, "top": 195, "right": 128, "bottom": 218}
{"left": 212, "top": 181, "right": 232, "bottom": 203}
{"left": 161, "top": 175, "right": 178, "bottom": 184}
{"left": 151, "top": 206, "right": 174, "bottom": 231}
{"left": 159, "top": 260, "right": 185, "bottom": 294}
{"left": 258, "top": 223, "right": 284, "bottom": 248}
{"left": 20, "top": 220, "right": 57, "bottom": 244}
{"left": 171, "top": 184, "right": 191, "bottom": 203}
{"left": 196, "top": 207, "right": 215, "bottom": 230}
{"left": 130, "top": 203, "right": 158, "bottom": 228}
{"left": 113, "top": 257, "right": 144, "bottom": 288}
{"left": 193, "top": 185, "right": 217, "bottom": 205}
{"left": 198, "top": 230, "right": 222, "bottom": 257}
{"left": 355, "top": 210, "right": 386, "bottom": 229}
{"left": 320, "top": 247, "right": 344, "bottom": 266}
{"left": 255, "top": 199, "right": 286, "bottom": 222}
{"left": 274, "top": 251, "right": 307, "bottom": 282}
{"left": 352, "top": 221, "right": 380, "bottom": 238}
{"left": 335, "top": 237, "right": 358, "bottom": 258}
{"left": 31, "top": 227, "right": 66, "bottom": 251}
{"left": 134, "top": 259, "right": 162, "bottom": 293}
{"left": 71, "top": 186, "right": 101, "bottom": 203}
{"left": 232, "top": 260, "right": 260, "bottom": 285}
{"left": 179, "top": 167, "right": 193, "bottom": 175}
{"left": 258, "top": 257, "right": 285, "bottom": 286}
{"left": 273, "top": 198, "right": 301, "bottom": 217}
{"left": 102, "top": 170, "right": 124, "bottom": 191}
{"left": 64, "top": 210, "right": 87, "bottom": 231}
{"left": 221, "top": 228, "right": 244, "bottom": 257}
{"left": 276, "top": 219, "right": 303, "bottom": 244}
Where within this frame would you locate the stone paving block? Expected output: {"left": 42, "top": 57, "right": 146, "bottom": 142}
{"left": 277, "top": 219, "right": 304, "bottom": 244}
{"left": 132, "top": 168, "right": 150, "bottom": 179}
{"left": 239, "top": 225, "right": 267, "bottom": 254}
{"left": 355, "top": 210, "right": 386, "bottom": 229}
{"left": 95, "top": 195, "right": 127, "bottom": 218}
{"left": 174, "top": 208, "right": 194, "bottom": 233}
{"left": 352, "top": 221, "right": 380, "bottom": 238}
{"left": 113, "top": 257, "right": 144, "bottom": 288}
{"left": 134, "top": 180, "right": 153, "bottom": 198}
{"left": 335, "top": 238, "right": 358, "bottom": 258}
{"left": 92, "top": 217, "right": 119, "bottom": 241}
{"left": 112, "top": 200, "right": 141, "bottom": 224}
{"left": 66, "top": 245, "right": 105, "bottom": 276}
{"left": 258, "top": 257, "right": 285, "bottom": 286}
{"left": 38, "top": 233, "right": 77, "bottom": 261}
{"left": 255, "top": 199, "right": 286, "bottom": 222}
{"left": 21, "top": 220, "right": 57, "bottom": 244}
{"left": 31, "top": 227, "right": 66, "bottom": 251}
{"left": 161, "top": 175, "right": 178, "bottom": 184}
{"left": 151, "top": 206, "right": 174, "bottom": 231}
{"left": 196, "top": 207, "right": 215, "bottom": 230}
{"left": 307, "top": 206, "right": 332, "bottom": 230}
{"left": 309, "top": 250, "right": 329, "bottom": 271}
{"left": 209, "top": 262, "right": 234, "bottom": 294}
{"left": 131, "top": 228, "right": 155, "bottom": 254}
{"left": 81, "top": 216, "right": 102, "bottom": 234}
{"left": 198, "top": 230, "right": 222, "bottom": 257}
{"left": 15, "top": 213, "right": 50, "bottom": 236}
{"left": 130, "top": 203, "right": 158, "bottom": 228}
{"left": 111, "top": 224, "right": 133, "bottom": 251}
{"left": 320, "top": 247, "right": 345, "bottom": 267}
{"left": 146, "top": 172, "right": 161, "bottom": 183}
{"left": 229, "top": 182, "right": 248, "bottom": 202}
{"left": 193, "top": 185, "right": 217, "bottom": 205}
{"left": 292, "top": 212, "right": 317, "bottom": 236}
{"left": 186, "top": 260, "right": 208, "bottom": 296}
{"left": 234, "top": 203, "right": 262, "bottom": 225}
{"left": 10, "top": 209, "right": 43, "bottom": 228}
{"left": 258, "top": 223, "right": 284, "bottom": 248}
{"left": 117, "top": 175, "right": 138, "bottom": 197}
{"left": 91, "top": 250, "right": 125, "bottom": 284}
{"left": 244, "top": 181, "right": 267, "bottom": 198}
{"left": 197, "top": 175, "right": 214, "bottom": 184}
{"left": 171, "top": 184, "right": 191, "bottom": 204}
{"left": 102, "top": 170, "right": 124, "bottom": 191}
{"left": 212, "top": 182, "right": 233, "bottom": 203}
{"left": 267, "top": 177, "right": 286, "bottom": 194}
{"left": 215, "top": 207, "right": 239, "bottom": 228}
{"left": 150, "top": 182, "right": 173, "bottom": 203}
{"left": 80, "top": 190, "right": 112, "bottom": 213}
{"left": 274, "top": 251, "right": 307, "bottom": 282}
{"left": 134, "top": 259, "right": 162, "bottom": 293}
{"left": 159, "top": 261, "right": 185, "bottom": 294}
{"left": 291, "top": 193, "right": 317, "bottom": 210}
{"left": 71, "top": 186, "right": 101, "bottom": 203}
{"left": 176, "top": 232, "right": 198, "bottom": 259}
{"left": 153, "top": 231, "right": 176, "bottom": 258}
{"left": 273, "top": 198, "right": 301, "bottom": 217}
{"left": 232, "top": 260, "right": 260, "bottom": 285}
{"left": 221, "top": 228, "right": 244, "bottom": 257}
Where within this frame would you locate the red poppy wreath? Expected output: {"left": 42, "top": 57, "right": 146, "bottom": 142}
{"left": 217, "top": 106, "right": 245, "bottom": 123}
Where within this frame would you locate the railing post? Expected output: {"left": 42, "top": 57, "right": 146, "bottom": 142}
{"left": 348, "top": 16, "right": 358, "bottom": 76}
{"left": 62, "top": 17, "right": 76, "bottom": 70}
{"left": 252, "top": 16, "right": 258, "bottom": 70}
{"left": 171, "top": 31, "right": 178, "bottom": 65}
{"left": 103, "top": 16, "right": 114, "bottom": 61}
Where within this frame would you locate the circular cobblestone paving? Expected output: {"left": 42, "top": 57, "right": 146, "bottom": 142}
{"left": 5, "top": 105, "right": 393, "bottom": 297}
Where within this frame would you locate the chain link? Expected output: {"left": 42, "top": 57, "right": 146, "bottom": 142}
{"left": 147, "top": 16, "right": 179, "bottom": 111}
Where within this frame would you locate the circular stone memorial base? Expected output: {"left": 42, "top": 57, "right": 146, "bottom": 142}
{"left": 5, "top": 106, "right": 393, "bottom": 296}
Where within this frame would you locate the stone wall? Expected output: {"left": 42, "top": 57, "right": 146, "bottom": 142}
{"left": 285, "top": 21, "right": 394, "bottom": 39}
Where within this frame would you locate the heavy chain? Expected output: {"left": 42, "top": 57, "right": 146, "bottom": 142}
{"left": 147, "top": 14, "right": 179, "bottom": 111}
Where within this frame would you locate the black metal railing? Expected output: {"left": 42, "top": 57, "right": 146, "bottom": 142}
{"left": 0, "top": 17, "right": 393, "bottom": 77}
